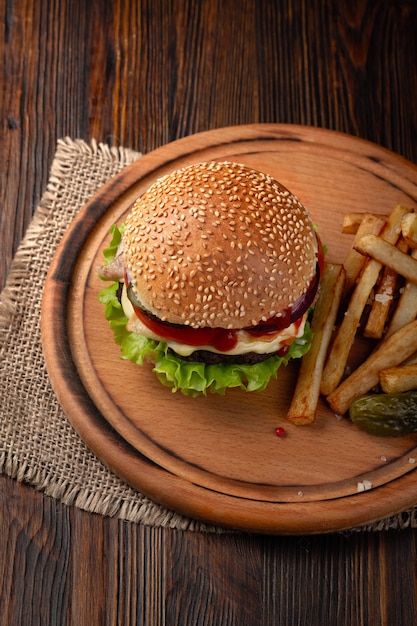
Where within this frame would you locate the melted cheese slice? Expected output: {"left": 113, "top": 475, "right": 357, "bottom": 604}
{"left": 121, "top": 285, "right": 307, "bottom": 357}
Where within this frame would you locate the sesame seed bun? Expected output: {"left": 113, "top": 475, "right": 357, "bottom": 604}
{"left": 123, "top": 161, "right": 318, "bottom": 329}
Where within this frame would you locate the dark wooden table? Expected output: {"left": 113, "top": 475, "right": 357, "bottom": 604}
{"left": 2, "top": 1, "right": 417, "bottom": 623}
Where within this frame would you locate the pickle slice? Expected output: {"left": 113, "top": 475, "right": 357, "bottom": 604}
{"left": 349, "top": 391, "right": 417, "bottom": 436}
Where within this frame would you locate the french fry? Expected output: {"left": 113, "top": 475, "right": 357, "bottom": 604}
{"left": 287, "top": 263, "right": 345, "bottom": 425}
{"left": 342, "top": 213, "right": 386, "bottom": 300}
{"left": 363, "top": 267, "right": 396, "bottom": 339}
{"left": 405, "top": 352, "right": 417, "bottom": 365}
{"left": 363, "top": 237, "right": 409, "bottom": 339}
{"left": 384, "top": 248, "right": 417, "bottom": 339}
{"left": 320, "top": 204, "right": 410, "bottom": 396}
{"left": 354, "top": 234, "right": 417, "bottom": 284}
{"left": 342, "top": 212, "right": 386, "bottom": 235}
{"left": 380, "top": 363, "right": 417, "bottom": 394}
{"left": 326, "top": 320, "right": 417, "bottom": 415}
{"left": 401, "top": 212, "right": 417, "bottom": 249}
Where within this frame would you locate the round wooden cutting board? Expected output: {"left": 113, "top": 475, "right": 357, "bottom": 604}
{"left": 42, "top": 124, "right": 417, "bottom": 534}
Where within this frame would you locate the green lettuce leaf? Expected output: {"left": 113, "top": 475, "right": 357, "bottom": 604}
{"left": 101, "top": 223, "right": 124, "bottom": 264}
{"left": 98, "top": 225, "right": 313, "bottom": 396}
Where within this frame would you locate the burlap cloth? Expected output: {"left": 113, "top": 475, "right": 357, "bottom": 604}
{"left": 1, "top": 137, "right": 416, "bottom": 533}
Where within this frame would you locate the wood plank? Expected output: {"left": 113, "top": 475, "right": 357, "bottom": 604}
{"left": 1, "top": 474, "right": 417, "bottom": 624}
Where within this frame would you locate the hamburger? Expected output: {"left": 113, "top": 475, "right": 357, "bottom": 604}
{"left": 98, "top": 161, "right": 324, "bottom": 396}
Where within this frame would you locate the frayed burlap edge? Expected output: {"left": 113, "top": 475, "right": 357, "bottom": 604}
{"left": 0, "top": 137, "right": 223, "bottom": 533}
{"left": 1, "top": 137, "right": 417, "bottom": 534}
{"left": 0, "top": 139, "right": 138, "bottom": 331}
{"left": 0, "top": 449, "right": 213, "bottom": 531}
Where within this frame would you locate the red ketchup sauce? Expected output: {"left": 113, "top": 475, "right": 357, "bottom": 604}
{"left": 128, "top": 235, "right": 323, "bottom": 353}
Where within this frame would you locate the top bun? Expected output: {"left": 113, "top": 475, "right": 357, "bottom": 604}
{"left": 123, "top": 161, "right": 318, "bottom": 329}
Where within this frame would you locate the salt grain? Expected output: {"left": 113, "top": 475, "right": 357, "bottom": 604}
{"left": 375, "top": 293, "right": 392, "bottom": 304}
{"left": 357, "top": 480, "right": 373, "bottom": 492}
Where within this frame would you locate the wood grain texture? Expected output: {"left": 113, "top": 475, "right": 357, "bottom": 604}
{"left": 1, "top": 478, "right": 417, "bottom": 625}
{"left": 42, "top": 125, "right": 417, "bottom": 533}
{"left": 2, "top": 0, "right": 417, "bottom": 623}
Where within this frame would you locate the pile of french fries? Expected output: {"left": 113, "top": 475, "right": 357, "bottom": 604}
{"left": 287, "top": 204, "right": 417, "bottom": 425}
